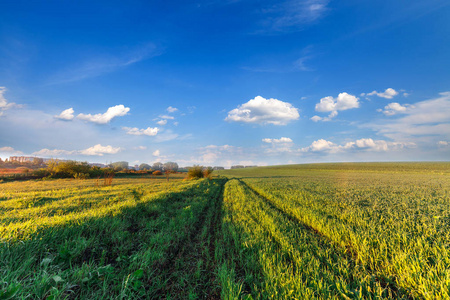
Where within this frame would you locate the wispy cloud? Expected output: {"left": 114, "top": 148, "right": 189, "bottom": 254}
{"left": 257, "top": 0, "right": 329, "bottom": 33}
{"left": 167, "top": 106, "right": 178, "bottom": 113}
{"left": 33, "top": 144, "right": 121, "bottom": 157}
{"left": 364, "top": 92, "right": 450, "bottom": 143}
{"left": 0, "top": 146, "right": 23, "bottom": 155}
{"left": 300, "top": 138, "right": 415, "bottom": 153}
{"left": 123, "top": 126, "right": 159, "bottom": 136}
{"left": 47, "top": 43, "right": 161, "bottom": 85}
{"left": 362, "top": 88, "right": 399, "bottom": 99}
{"left": 0, "top": 87, "right": 22, "bottom": 117}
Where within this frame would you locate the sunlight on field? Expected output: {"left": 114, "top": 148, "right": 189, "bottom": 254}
{"left": 217, "top": 162, "right": 450, "bottom": 299}
{"left": 1, "top": 163, "right": 449, "bottom": 299}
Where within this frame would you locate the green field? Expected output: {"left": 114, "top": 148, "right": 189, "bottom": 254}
{"left": 1, "top": 163, "right": 449, "bottom": 299}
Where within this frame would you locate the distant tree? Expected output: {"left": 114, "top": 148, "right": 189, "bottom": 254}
{"left": 33, "top": 158, "right": 44, "bottom": 165}
{"left": 186, "top": 165, "right": 204, "bottom": 180}
{"left": 163, "top": 162, "right": 179, "bottom": 173}
{"left": 152, "top": 162, "right": 163, "bottom": 171}
{"left": 139, "top": 163, "right": 151, "bottom": 170}
{"left": 110, "top": 161, "right": 129, "bottom": 171}
{"left": 203, "top": 166, "right": 214, "bottom": 179}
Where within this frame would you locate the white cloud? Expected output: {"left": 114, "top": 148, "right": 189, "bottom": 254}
{"left": 342, "top": 138, "right": 415, "bottom": 152}
{"left": 300, "top": 138, "right": 415, "bottom": 153}
{"left": 123, "top": 126, "right": 159, "bottom": 136}
{"left": 302, "top": 139, "right": 336, "bottom": 152}
{"left": 0, "top": 87, "right": 22, "bottom": 116}
{"left": 316, "top": 93, "right": 359, "bottom": 112}
{"left": 167, "top": 106, "right": 178, "bottom": 113}
{"left": 312, "top": 93, "right": 359, "bottom": 121}
{"left": 55, "top": 108, "right": 74, "bottom": 120}
{"left": 33, "top": 148, "right": 77, "bottom": 157}
{"left": 77, "top": 105, "right": 130, "bottom": 124}
{"left": 152, "top": 150, "right": 160, "bottom": 156}
{"left": 80, "top": 144, "right": 121, "bottom": 156}
{"left": 379, "top": 102, "right": 412, "bottom": 116}
{"left": 47, "top": 43, "right": 160, "bottom": 85}
{"left": 159, "top": 115, "right": 174, "bottom": 120}
{"left": 263, "top": 138, "right": 295, "bottom": 154}
{"left": 367, "top": 88, "right": 399, "bottom": 99}
{"left": 226, "top": 95, "right": 300, "bottom": 125}
{"left": 203, "top": 144, "right": 235, "bottom": 151}
{"left": 134, "top": 146, "right": 147, "bottom": 150}
{"left": 156, "top": 119, "right": 167, "bottom": 125}
{"left": 33, "top": 144, "right": 121, "bottom": 157}
{"left": 294, "top": 55, "right": 313, "bottom": 71}
{"left": 260, "top": 0, "right": 329, "bottom": 33}
{"left": 0, "top": 146, "right": 23, "bottom": 154}
{"left": 262, "top": 137, "right": 293, "bottom": 143}
{"left": 310, "top": 115, "right": 323, "bottom": 122}
{"left": 311, "top": 110, "right": 338, "bottom": 122}
{"left": 366, "top": 92, "right": 450, "bottom": 142}
{"left": 437, "top": 141, "right": 449, "bottom": 147}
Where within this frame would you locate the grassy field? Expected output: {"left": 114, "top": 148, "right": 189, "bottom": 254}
{"left": 1, "top": 162, "right": 449, "bottom": 299}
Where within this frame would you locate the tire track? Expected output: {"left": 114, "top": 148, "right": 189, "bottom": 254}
{"left": 152, "top": 178, "right": 226, "bottom": 299}
{"left": 236, "top": 178, "right": 411, "bottom": 299}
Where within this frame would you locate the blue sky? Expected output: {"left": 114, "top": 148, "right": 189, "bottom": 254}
{"left": 0, "top": 0, "right": 449, "bottom": 167}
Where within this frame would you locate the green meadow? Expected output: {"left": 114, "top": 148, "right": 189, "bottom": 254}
{"left": 1, "top": 162, "right": 449, "bottom": 299}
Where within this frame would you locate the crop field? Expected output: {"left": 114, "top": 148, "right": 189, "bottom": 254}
{"left": 1, "top": 162, "right": 449, "bottom": 299}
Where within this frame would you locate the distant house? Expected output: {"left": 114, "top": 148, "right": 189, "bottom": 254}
{"left": 89, "top": 163, "right": 107, "bottom": 168}
{"left": 9, "top": 156, "right": 35, "bottom": 163}
{"left": 231, "top": 165, "right": 244, "bottom": 169}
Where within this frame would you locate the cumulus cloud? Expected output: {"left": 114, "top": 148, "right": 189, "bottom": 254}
{"left": 0, "top": 87, "right": 22, "bottom": 116}
{"left": 315, "top": 93, "right": 359, "bottom": 112}
{"left": 366, "top": 88, "right": 398, "bottom": 99}
{"left": 300, "top": 138, "right": 415, "bottom": 153}
{"left": 310, "top": 115, "right": 323, "bottom": 122}
{"left": 80, "top": 144, "right": 121, "bottom": 156}
{"left": 312, "top": 93, "right": 359, "bottom": 121}
{"left": 33, "top": 144, "right": 121, "bottom": 157}
{"left": 55, "top": 108, "right": 74, "bottom": 120}
{"left": 156, "top": 119, "right": 167, "bottom": 125}
{"left": 311, "top": 110, "right": 338, "bottom": 122}
{"left": 263, "top": 137, "right": 295, "bottom": 154}
{"left": 262, "top": 137, "right": 293, "bottom": 143}
{"left": 123, "top": 126, "right": 159, "bottom": 136}
{"left": 0, "top": 146, "right": 23, "bottom": 154}
{"left": 77, "top": 105, "right": 130, "bottom": 124}
{"left": 378, "top": 102, "right": 413, "bottom": 116}
{"left": 226, "top": 96, "right": 300, "bottom": 125}
{"left": 167, "top": 106, "right": 178, "bottom": 113}
{"left": 152, "top": 150, "right": 160, "bottom": 156}
{"left": 437, "top": 141, "right": 449, "bottom": 147}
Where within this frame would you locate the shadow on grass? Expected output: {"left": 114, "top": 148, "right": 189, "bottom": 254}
{"left": 0, "top": 178, "right": 227, "bottom": 299}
